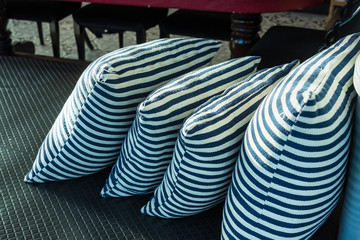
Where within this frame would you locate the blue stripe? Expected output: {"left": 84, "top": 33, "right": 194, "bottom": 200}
{"left": 221, "top": 33, "right": 360, "bottom": 239}
{"left": 25, "top": 38, "right": 222, "bottom": 182}
{"left": 140, "top": 60, "right": 299, "bottom": 218}
{"left": 101, "top": 56, "right": 263, "bottom": 198}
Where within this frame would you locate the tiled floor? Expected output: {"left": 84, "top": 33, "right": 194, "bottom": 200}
{"left": 7, "top": 9, "right": 327, "bottom": 64}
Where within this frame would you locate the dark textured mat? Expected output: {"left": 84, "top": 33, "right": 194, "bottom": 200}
{"left": 0, "top": 56, "right": 223, "bottom": 240}
{"left": 0, "top": 55, "right": 343, "bottom": 239}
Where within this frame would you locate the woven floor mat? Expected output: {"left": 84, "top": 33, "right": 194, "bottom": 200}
{"left": 0, "top": 56, "right": 224, "bottom": 240}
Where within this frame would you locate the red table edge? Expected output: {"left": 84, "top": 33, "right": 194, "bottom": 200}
{"left": 61, "top": 0, "right": 327, "bottom": 58}
{"left": 0, "top": 0, "right": 328, "bottom": 58}
{"left": 61, "top": 0, "right": 327, "bottom": 14}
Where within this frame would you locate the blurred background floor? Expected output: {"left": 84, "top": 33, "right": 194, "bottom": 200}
{"left": 7, "top": 8, "right": 328, "bottom": 64}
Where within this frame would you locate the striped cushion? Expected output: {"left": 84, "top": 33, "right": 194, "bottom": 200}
{"left": 24, "top": 38, "right": 221, "bottom": 183}
{"left": 222, "top": 33, "right": 360, "bottom": 240}
{"left": 140, "top": 60, "right": 299, "bottom": 218}
{"left": 338, "top": 55, "right": 360, "bottom": 239}
{"left": 101, "top": 56, "right": 261, "bottom": 197}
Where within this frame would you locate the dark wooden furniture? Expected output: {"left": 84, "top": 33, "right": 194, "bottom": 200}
{"left": 0, "top": 0, "right": 327, "bottom": 58}
{"left": 6, "top": 1, "right": 81, "bottom": 57}
{"left": 247, "top": 0, "right": 360, "bottom": 69}
{"left": 159, "top": 10, "right": 231, "bottom": 41}
{"left": 72, "top": 3, "right": 168, "bottom": 60}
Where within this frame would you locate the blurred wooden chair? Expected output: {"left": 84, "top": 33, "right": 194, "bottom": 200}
{"left": 159, "top": 10, "right": 231, "bottom": 41}
{"left": 325, "top": 0, "right": 348, "bottom": 30}
{"left": 246, "top": 0, "right": 359, "bottom": 69}
{"left": 7, "top": 1, "right": 81, "bottom": 57}
{"left": 72, "top": 4, "right": 168, "bottom": 60}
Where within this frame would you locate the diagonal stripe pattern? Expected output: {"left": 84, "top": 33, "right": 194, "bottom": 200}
{"left": 24, "top": 38, "right": 222, "bottom": 183}
{"left": 101, "top": 56, "right": 261, "bottom": 197}
{"left": 140, "top": 60, "right": 299, "bottom": 218}
{"left": 221, "top": 33, "right": 360, "bottom": 240}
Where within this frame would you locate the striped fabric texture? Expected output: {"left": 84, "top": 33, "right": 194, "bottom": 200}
{"left": 140, "top": 60, "right": 299, "bottom": 218}
{"left": 24, "top": 38, "right": 222, "bottom": 183}
{"left": 222, "top": 33, "right": 360, "bottom": 240}
{"left": 338, "top": 55, "right": 360, "bottom": 240}
{"left": 101, "top": 56, "right": 261, "bottom": 197}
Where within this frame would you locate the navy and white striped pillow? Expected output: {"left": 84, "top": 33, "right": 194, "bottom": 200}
{"left": 140, "top": 60, "right": 299, "bottom": 218}
{"left": 24, "top": 38, "right": 222, "bottom": 183}
{"left": 101, "top": 56, "right": 261, "bottom": 197}
{"left": 222, "top": 33, "right": 360, "bottom": 240}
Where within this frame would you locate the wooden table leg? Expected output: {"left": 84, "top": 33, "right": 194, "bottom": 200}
{"left": 0, "top": 0, "right": 12, "bottom": 55}
{"left": 230, "top": 13, "right": 262, "bottom": 58}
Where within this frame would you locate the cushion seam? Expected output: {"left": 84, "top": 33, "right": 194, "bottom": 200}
{"left": 29, "top": 80, "right": 100, "bottom": 180}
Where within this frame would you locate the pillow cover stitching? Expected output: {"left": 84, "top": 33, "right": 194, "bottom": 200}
{"left": 108, "top": 58, "right": 261, "bottom": 196}
{"left": 255, "top": 95, "right": 303, "bottom": 222}
{"left": 111, "top": 116, "right": 150, "bottom": 195}
{"left": 142, "top": 60, "right": 301, "bottom": 217}
{"left": 145, "top": 138, "right": 189, "bottom": 213}
{"left": 26, "top": 38, "right": 224, "bottom": 182}
{"left": 255, "top": 68, "right": 347, "bottom": 224}
{"left": 29, "top": 73, "right": 107, "bottom": 178}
